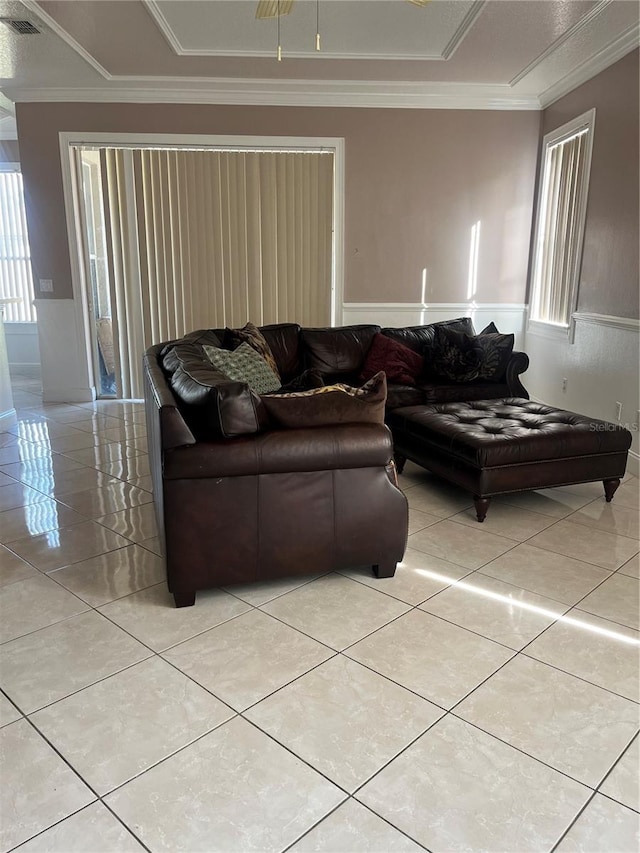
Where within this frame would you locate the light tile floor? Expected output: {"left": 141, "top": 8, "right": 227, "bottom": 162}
{"left": 1, "top": 373, "right": 639, "bottom": 853}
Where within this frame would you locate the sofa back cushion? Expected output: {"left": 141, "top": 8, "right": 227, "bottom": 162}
{"left": 260, "top": 323, "right": 302, "bottom": 381}
{"left": 382, "top": 318, "right": 474, "bottom": 355}
{"left": 301, "top": 325, "right": 380, "bottom": 377}
{"left": 161, "top": 331, "right": 221, "bottom": 376}
{"left": 381, "top": 325, "right": 438, "bottom": 354}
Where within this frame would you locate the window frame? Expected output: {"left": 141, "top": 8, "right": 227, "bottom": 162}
{"left": 528, "top": 108, "right": 596, "bottom": 343}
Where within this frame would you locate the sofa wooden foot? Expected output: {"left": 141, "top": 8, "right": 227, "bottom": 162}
{"left": 474, "top": 496, "right": 491, "bottom": 522}
{"left": 173, "top": 590, "right": 196, "bottom": 608}
{"left": 394, "top": 454, "right": 407, "bottom": 475}
{"left": 373, "top": 562, "right": 397, "bottom": 579}
{"left": 603, "top": 478, "right": 621, "bottom": 502}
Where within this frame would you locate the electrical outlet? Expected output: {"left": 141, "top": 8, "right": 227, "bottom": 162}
{"left": 561, "top": 378, "right": 568, "bottom": 393}
{"left": 39, "top": 279, "right": 53, "bottom": 293}
{"left": 615, "top": 401, "right": 623, "bottom": 422}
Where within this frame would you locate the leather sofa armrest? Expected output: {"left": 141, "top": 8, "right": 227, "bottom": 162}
{"left": 144, "top": 347, "right": 196, "bottom": 450}
{"left": 505, "top": 350, "right": 530, "bottom": 399}
{"left": 163, "top": 423, "right": 395, "bottom": 479}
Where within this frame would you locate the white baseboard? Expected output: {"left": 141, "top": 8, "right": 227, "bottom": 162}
{"left": 42, "top": 387, "right": 96, "bottom": 404}
{"left": 626, "top": 450, "right": 639, "bottom": 479}
{"left": 0, "top": 408, "right": 17, "bottom": 431}
{"left": 9, "top": 363, "right": 41, "bottom": 380}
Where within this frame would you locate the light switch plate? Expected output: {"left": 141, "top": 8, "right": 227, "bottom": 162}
{"left": 39, "top": 279, "right": 53, "bottom": 292}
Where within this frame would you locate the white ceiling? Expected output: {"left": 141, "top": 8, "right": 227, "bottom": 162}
{"left": 0, "top": 0, "right": 637, "bottom": 115}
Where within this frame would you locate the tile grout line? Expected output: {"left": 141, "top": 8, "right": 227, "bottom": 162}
{"left": 4, "top": 405, "right": 639, "bottom": 849}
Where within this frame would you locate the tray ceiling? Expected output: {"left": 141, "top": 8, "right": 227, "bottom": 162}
{"left": 0, "top": 0, "right": 638, "bottom": 111}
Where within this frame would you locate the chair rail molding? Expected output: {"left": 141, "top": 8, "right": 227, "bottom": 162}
{"left": 572, "top": 312, "right": 640, "bottom": 332}
{"left": 342, "top": 302, "right": 527, "bottom": 346}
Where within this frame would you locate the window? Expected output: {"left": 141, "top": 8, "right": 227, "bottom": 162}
{"left": 0, "top": 169, "right": 37, "bottom": 322}
{"left": 529, "top": 109, "right": 595, "bottom": 337}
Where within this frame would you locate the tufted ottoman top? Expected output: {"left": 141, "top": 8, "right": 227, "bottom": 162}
{"left": 387, "top": 398, "right": 633, "bottom": 468}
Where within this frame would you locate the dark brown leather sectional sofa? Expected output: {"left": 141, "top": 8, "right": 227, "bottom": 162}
{"left": 144, "top": 319, "right": 530, "bottom": 606}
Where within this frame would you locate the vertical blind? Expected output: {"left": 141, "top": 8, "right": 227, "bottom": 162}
{"left": 101, "top": 147, "right": 334, "bottom": 398}
{"left": 531, "top": 128, "right": 589, "bottom": 327}
{"left": 0, "top": 172, "right": 37, "bottom": 323}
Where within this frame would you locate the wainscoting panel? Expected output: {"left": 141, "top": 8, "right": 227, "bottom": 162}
{"left": 525, "top": 314, "right": 640, "bottom": 476}
{"left": 34, "top": 299, "right": 96, "bottom": 403}
{"left": 5, "top": 322, "right": 41, "bottom": 378}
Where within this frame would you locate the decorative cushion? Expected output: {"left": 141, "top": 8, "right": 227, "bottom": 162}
{"left": 430, "top": 326, "right": 484, "bottom": 382}
{"left": 474, "top": 331, "right": 515, "bottom": 380}
{"left": 429, "top": 325, "right": 515, "bottom": 383}
{"left": 223, "top": 322, "right": 281, "bottom": 380}
{"left": 261, "top": 372, "right": 387, "bottom": 428}
{"left": 480, "top": 322, "right": 499, "bottom": 335}
{"left": 203, "top": 342, "right": 281, "bottom": 394}
{"left": 360, "top": 332, "right": 423, "bottom": 386}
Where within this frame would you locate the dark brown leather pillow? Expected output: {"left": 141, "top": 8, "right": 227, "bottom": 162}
{"left": 300, "top": 325, "right": 380, "bottom": 376}
{"left": 170, "top": 359, "right": 266, "bottom": 438}
{"left": 261, "top": 372, "right": 387, "bottom": 429}
{"left": 162, "top": 340, "right": 211, "bottom": 376}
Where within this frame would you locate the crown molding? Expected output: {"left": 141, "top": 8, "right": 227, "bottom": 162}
{"left": 6, "top": 80, "right": 541, "bottom": 110}
{"left": 143, "top": 0, "right": 183, "bottom": 57}
{"left": 509, "top": 0, "right": 613, "bottom": 86}
{"left": 538, "top": 22, "right": 640, "bottom": 108}
{"left": 442, "top": 0, "right": 487, "bottom": 60}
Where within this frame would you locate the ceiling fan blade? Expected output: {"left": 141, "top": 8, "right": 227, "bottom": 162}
{"left": 256, "top": 0, "right": 294, "bottom": 19}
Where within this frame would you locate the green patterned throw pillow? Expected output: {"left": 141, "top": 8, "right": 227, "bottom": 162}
{"left": 203, "top": 342, "right": 281, "bottom": 394}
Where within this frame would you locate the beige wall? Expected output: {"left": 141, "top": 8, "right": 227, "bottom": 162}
{"left": 541, "top": 49, "right": 639, "bottom": 319}
{"left": 0, "top": 139, "right": 20, "bottom": 164}
{"left": 16, "top": 102, "right": 540, "bottom": 305}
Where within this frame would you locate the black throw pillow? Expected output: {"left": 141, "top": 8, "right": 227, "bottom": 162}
{"left": 430, "top": 326, "right": 484, "bottom": 382}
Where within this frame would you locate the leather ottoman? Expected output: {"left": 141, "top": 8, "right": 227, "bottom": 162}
{"left": 387, "top": 398, "right": 633, "bottom": 521}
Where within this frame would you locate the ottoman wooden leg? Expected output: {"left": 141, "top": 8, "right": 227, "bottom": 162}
{"left": 173, "top": 590, "right": 196, "bottom": 608}
{"left": 373, "top": 562, "right": 397, "bottom": 579}
{"left": 473, "top": 496, "right": 491, "bottom": 523}
{"left": 394, "top": 454, "right": 407, "bottom": 474}
{"left": 603, "top": 478, "right": 621, "bottom": 502}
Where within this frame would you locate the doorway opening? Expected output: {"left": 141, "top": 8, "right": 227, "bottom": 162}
{"left": 67, "top": 135, "right": 343, "bottom": 400}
